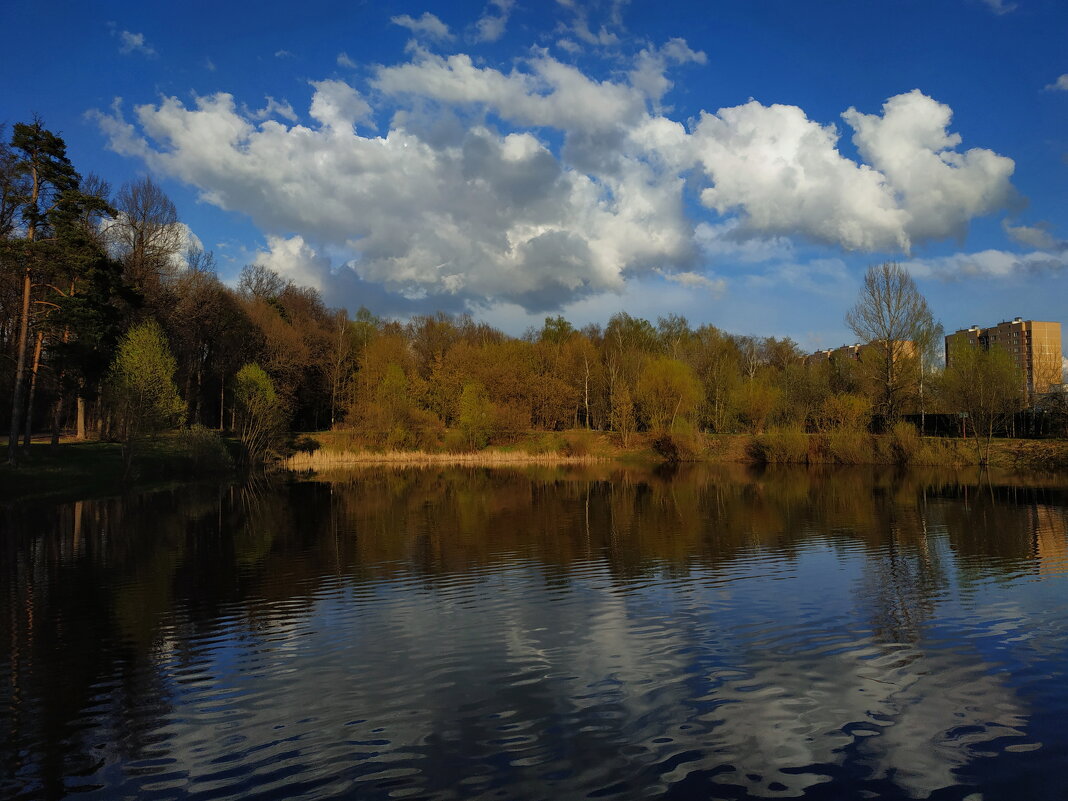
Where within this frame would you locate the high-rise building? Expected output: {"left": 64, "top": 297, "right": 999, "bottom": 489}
{"left": 944, "top": 318, "right": 1062, "bottom": 396}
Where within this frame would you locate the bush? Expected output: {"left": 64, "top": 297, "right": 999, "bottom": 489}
{"left": 175, "top": 425, "right": 234, "bottom": 474}
{"left": 561, "top": 433, "right": 590, "bottom": 457}
{"left": 751, "top": 427, "right": 809, "bottom": 464}
{"left": 524, "top": 433, "right": 564, "bottom": 455}
{"left": 653, "top": 435, "right": 680, "bottom": 462}
{"left": 824, "top": 430, "right": 870, "bottom": 464}
{"left": 888, "top": 421, "right": 921, "bottom": 465}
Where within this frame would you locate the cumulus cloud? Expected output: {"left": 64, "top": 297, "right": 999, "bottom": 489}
{"left": 473, "top": 0, "right": 515, "bottom": 42}
{"left": 252, "top": 234, "right": 332, "bottom": 290}
{"left": 117, "top": 30, "right": 155, "bottom": 56}
{"left": 693, "top": 90, "right": 1014, "bottom": 252}
{"left": 1046, "top": 74, "right": 1068, "bottom": 91}
{"left": 391, "top": 12, "right": 453, "bottom": 41}
{"left": 92, "top": 40, "right": 1020, "bottom": 313}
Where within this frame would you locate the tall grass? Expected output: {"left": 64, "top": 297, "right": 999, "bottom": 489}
{"left": 284, "top": 448, "right": 608, "bottom": 470}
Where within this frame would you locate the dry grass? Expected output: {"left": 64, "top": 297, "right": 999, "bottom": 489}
{"left": 284, "top": 448, "right": 610, "bottom": 470}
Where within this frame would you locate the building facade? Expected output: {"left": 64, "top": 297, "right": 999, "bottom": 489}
{"left": 944, "top": 318, "right": 1063, "bottom": 396}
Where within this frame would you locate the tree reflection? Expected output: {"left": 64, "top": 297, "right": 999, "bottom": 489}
{"left": 1, "top": 465, "right": 1066, "bottom": 798}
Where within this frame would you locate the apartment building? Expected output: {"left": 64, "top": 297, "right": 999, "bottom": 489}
{"left": 944, "top": 318, "right": 1063, "bottom": 396}
{"left": 806, "top": 340, "right": 916, "bottom": 365}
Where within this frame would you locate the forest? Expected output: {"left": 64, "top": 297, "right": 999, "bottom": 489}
{"left": 1, "top": 120, "right": 1061, "bottom": 470}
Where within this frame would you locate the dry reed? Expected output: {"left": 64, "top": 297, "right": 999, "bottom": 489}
{"left": 284, "top": 448, "right": 610, "bottom": 470}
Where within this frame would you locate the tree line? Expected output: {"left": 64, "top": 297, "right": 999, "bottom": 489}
{"left": 1, "top": 120, "right": 1056, "bottom": 466}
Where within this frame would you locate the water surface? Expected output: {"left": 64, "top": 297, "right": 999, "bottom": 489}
{"left": 3, "top": 464, "right": 1068, "bottom": 799}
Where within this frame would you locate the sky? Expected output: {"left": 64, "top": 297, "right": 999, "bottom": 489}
{"left": 2, "top": 0, "right": 1066, "bottom": 352}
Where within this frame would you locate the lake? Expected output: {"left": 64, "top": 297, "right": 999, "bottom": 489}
{"left": 3, "top": 463, "right": 1068, "bottom": 800}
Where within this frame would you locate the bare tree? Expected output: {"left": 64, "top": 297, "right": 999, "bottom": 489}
{"left": 846, "top": 262, "right": 938, "bottom": 422}
{"left": 108, "top": 176, "right": 183, "bottom": 299}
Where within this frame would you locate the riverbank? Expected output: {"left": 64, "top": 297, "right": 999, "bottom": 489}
{"left": 0, "top": 431, "right": 237, "bottom": 503}
{"left": 287, "top": 429, "right": 1068, "bottom": 472}
{"left": 5, "top": 429, "right": 1065, "bottom": 503}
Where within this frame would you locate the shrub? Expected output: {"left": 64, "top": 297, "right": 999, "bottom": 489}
{"left": 752, "top": 427, "right": 809, "bottom": 464}
{"left": 888, "top": 421, "right": 921, "bottom": 465}
{"left": 652, "top": 435, "right": 680, "bottom": 462}
{"left": 824, "top": 430, "right": 870, "bottom": 464}
{"left": 175, "top": 425, "right": 234, "bottom": 475}
{"left": 561, "top": 433, "right": 590, "bottom": 457}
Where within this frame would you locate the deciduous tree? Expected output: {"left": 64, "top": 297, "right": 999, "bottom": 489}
{"left": 846, "top": 262, "right": 938, "bottom": 422}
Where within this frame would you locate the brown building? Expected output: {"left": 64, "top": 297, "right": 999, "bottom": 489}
{"left": 945, "top": 318, "right": 1063, "bottom": 396}
{"left": 806, "top": 340, "right": 916, "bottom": 366}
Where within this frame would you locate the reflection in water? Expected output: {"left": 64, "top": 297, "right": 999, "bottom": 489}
{"left": 2, "top": 465, "right": 1068, "bottom": 799}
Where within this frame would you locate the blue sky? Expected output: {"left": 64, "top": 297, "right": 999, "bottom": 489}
{"left": 2, "top": 0, "right": 1066, "bottom": 353}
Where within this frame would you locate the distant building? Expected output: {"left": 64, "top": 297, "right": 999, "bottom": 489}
{"left": 945, "top": 318, "right": 1063, "bottom": 396}
{"left": 806, "top": 341, "right": 915, "bottom": 366}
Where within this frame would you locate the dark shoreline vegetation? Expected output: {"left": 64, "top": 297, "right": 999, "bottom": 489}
{"left": 3, "top": 121, "right": 1067, "bottom": 490}
{"left": 4, "top": 429, "right": 1068, "bottom": 505}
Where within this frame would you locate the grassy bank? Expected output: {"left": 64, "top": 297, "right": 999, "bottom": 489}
{"left": 289, "top": 428, "right": 1068, "bottom": 472}
{"left": 0, "top": 430, "right": 237, "bottom": 503}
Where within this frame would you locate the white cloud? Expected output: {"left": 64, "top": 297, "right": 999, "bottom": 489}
{"left": 1046, "top": 74, "right": 1068, "bottom": 92}
{"left": 252, "top": 235, "right": 332, "bottom": 291}
{"left": 904, "top": 248, "right": 1068, "bottom": 279}
{"left": 118, "top": 30, "right": 155, "bottom": 57}
{"left": 274, "top": 49, "right": 294, "bottom": 59}
{"left": 980, "top": 0, "right": 1017, "bottom": 14}
{"left": 843, "top": 90, "right": 1016, "bottom": 246}
{"left": 337, "top": 52, "right": 357, "bottom": 69}
{"left": 628, "top": 38, "right": 706, "bottom": 108}
{"left": 555, "top": 0, "right": 625, "bottom": 47}
{"left": 93, "top": 42, "right": 1020, "bottom": 314}
{"left": 204, "top": 57, "right": 216, "bottom": 72}
{"left": 692, "top": 90, "right": 1015, "bottom": 252}
{"left": 247, "top": 96, "right": 298, "bottom": 123}
{"left": 658, "top": 269, "right": 726, "bottom": 295}
{"left": 391, "top": 12, "right": 453, "bottom": 41}
{"left": 1003, "top": 220, "right": 1065, "bottom": 251}
{"left": 308, "top": 80, "right": 373, "bottom": 130}
{"left": 474, "top": 0, "right": 515, "bottom": 43}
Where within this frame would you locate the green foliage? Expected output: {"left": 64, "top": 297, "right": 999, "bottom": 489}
{"left": 610, "top": 382, "right": 637, "bottom": 446}
{"left": 942, "top": 343, "right": 1024, "bottom": 464}
{"left": 635, "top": 356, "right": 703, "bottom": 433}
{"left": 819, "top": 393, "right": 873, "bottom": 432}
{"left": 234, "top": 362, "right": 285, "bottom": 464}
{"left": 458, "top": 382, "right": 494, "bottom": 450}
{"left": 731, "top": 378, "right": 782, "bottom": 434}
{"left": 106, "top": 321, "right": 186, "bottom": 445}
{"left": 174, "top": 424, "right": 234, "bottom": 474}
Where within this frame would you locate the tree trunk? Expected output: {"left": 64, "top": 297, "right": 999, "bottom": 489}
{"left": 7, "top": 267, "right": 32, "bottom": 465}
{"left": 22, "top": 330, "right": 45, "bottom": 447}
{"left": 76, "top": 394, "right": 87, "bottom": 440}
{"left": 50, "top": 394, "right": 66, "bottom": 447}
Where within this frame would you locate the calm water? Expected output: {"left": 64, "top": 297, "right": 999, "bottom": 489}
{"left": 3, "top": 464, "right": 1068, "bottom": 800}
